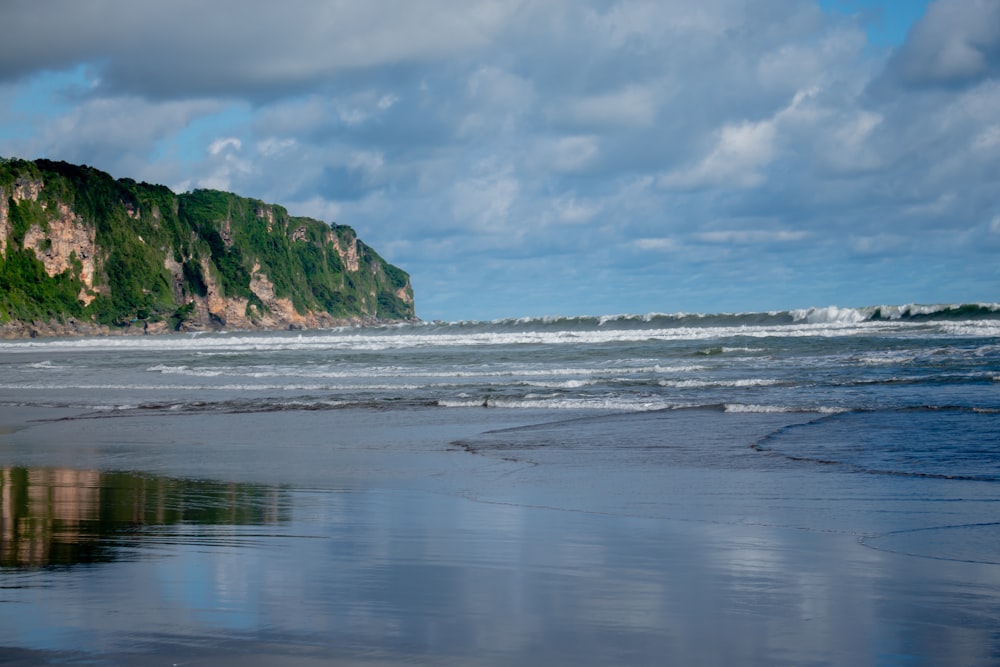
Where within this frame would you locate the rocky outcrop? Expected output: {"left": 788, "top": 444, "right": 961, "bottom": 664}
{"left": 330, "top": 230, "right": 360, "bottom": 272}
{"left": 0, "top": 195, "right": 8, "bottom": 258}
{"left": 12, "top": 177, "right": 42, "bottom": 202}
{"left": 396, "top": 284, "right": 414, "bottom": 305}
{"left": 0, "top": 158, "right": 416, "bottom": 337}
{"left": 23, "top": 203, "right": 97, "bottom": 305}
{"left": 0, "top": 176, "right": 44, "bottom": 257}
{"left": 255, "top": 203, "right": 276, "bottom": 231}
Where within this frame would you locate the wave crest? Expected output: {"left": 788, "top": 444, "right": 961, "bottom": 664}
{"left": 790, "top": 302, "right": 1000, "bottom": 324}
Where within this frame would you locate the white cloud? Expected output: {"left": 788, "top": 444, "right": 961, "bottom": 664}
{"left": 208, "top": 137, "right": 242, "bottom": 155}
{"left": 0, "top": 95, "right": 225, "bottom": 182}
{"left": 256, "top": 137, "right": 297, "bottom": 156}
{"left": 377, "top": 94, "right": 399, "bottom": 110}
{"left": 546, "top": 135, "right": 600, "bottom": 173}
{"left": 348, "top": 150, "right": 385, "bottom": 174}
{"left": 449, "top": 162, "right": 521, "bottom": 233}
{"left": 467, "top": 66, "right": 534, "bottom": 112}
{"left": 658, "top": 84, "right": 890, "bottom": 186}
{"left": 850, "top": 233, "right": 909, "bottom": 255}
{"left": 695, "top": 230, "right": 808, "bottom": 244}
{"left": 593, "top": 0, "right": 733, "bottom": 46}
{"left": 340, "top": 90, "right": 405, "bottom": 126}
{"left": 200, "top": 137, "right": 253, "bottom": 191}
{"left": 253, "top": 97, "right": 330, "bottom": 136}
{"left": 823, "top": 109, "right": 884, "bottom": 172}
{"left": 903, "top": 192, "right": 956, "bottom": 217}
{"left": 632, "top": 238, "right": 678, "bottom": 251}
{"left": 549, "top": 196, "right": 601, "bottom": 225}
{"left": 563, "top": 84, "right": 659, "bottom": 128}
{"left": 660, "top": 118, "right": 777, "bottom": 189}
{"left": 756, "top": 28, "right": 867, "bottom": 91}
{"left": 288, "top": 196, "right": 343, "bottom": 225}
{"left": 973, "top": 125, "right": 1000, "bottom": 150}
{"left": 459, "top": 66, "right": 535, "bottom": 137}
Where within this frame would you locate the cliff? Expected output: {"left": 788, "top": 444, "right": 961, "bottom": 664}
{"left": 0, "top": 158, "right": 415, "bottom": 337}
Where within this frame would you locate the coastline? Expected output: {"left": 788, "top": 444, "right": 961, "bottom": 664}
{"left": 0, "top": 315, "right": 418, "bottom": 339}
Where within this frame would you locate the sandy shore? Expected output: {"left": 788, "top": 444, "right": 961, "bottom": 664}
{"left": 1, "top": 404, "right": 999, "bottom": 665}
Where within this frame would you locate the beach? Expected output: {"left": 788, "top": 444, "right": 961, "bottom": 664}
{"left": 1, "top": 312, "right": 998, "bottom": 665}
{"left": 3, "top": 404, "right": 999, "bottom": 666}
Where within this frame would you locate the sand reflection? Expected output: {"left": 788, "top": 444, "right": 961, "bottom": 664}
{"left": 0, "top": 466, "right": 289, "bottom": 568}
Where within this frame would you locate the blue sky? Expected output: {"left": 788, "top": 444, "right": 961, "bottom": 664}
{"left": 1, "top": 0, "right": 997, "bottom": 321}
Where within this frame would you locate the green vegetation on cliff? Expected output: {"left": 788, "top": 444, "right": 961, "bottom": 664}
{"left": 0, "top": 158, "right": 415, "bottom": 333}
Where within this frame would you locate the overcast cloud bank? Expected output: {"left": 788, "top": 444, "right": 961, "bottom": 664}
{"left": 1, "top": 0, "right": 997, "bottom": 320}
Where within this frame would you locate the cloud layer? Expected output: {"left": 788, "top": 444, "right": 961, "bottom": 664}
{"left": 1, "top": 0, "right": 997, "bottom": 320}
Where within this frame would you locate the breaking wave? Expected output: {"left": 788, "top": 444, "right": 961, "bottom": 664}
{"left": 1, "top": 302, "right": 997, "bottom": 355}
{"left": 471, "top": 302, "right": 1000, "bottom": 328}
{"left": 786, "top": 302, "right": 1000, "bottom": 324}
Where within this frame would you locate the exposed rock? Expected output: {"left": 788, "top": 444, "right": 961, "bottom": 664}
{"left": 255, "top": 204, "right": 276, "bottom": 232}
{"left": 163, "top": 253, "right": 186, "bottom": 303}
{"left": 200, "top": 256, "right": 249, "bottom": 327}
{"left": 0, "top": 194, "right": 8, "bottom": 257}
{"left": 1, "top": 177, "right": 43, "bottom": 259}
{"left": 23, "top": 203, "right": 98, "bottom": 305}
{"left": 12, "top": 177, "right": 42, "bottom": 202}
{"left": 396, "top": 284, "right": 414, "bottom": 305}
{"left": 331, "top": 232, "right": 360, "bottom": 272}
{"left": 219, "top": 215, "right": 233, "bottom": 248}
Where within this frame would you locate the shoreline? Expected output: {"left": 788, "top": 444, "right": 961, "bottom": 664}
{"left": 0, "top": 315, "right": 420, "bottom": 339}
{"left": 1, "top": 402, "right": 999, "bottom": 665}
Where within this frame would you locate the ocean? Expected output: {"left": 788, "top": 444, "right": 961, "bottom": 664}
{"left": 1, "top": 303, "right": 998, "bottom": 665}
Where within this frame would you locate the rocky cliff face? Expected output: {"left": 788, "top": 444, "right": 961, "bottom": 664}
{"left": 23, "top": 202, "right": 97, "bottom": 305}
{"left": 0, "top": 158, "right": 415, "bottom": 337}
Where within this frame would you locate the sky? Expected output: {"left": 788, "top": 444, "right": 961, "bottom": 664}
{"left": 1, "top": 0, "right": 998, "bottom": 321}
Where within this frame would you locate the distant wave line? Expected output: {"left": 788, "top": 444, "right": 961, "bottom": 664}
{"left": 0, "top": 320, "right": 989, "bottom": 354}
{"left": 440, "top": 302, "right": 1000, "bottom": 327}
{"left": 145, "top": 363, "right": 707, "bottom": 379}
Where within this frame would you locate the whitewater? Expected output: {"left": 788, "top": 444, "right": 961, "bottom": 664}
{"left": 0, "top": 302, "right": 997, "bottom": 416}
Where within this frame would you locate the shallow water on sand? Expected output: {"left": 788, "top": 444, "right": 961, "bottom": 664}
{"left": 2, "top": 404, "right": 999, "bottom": 666}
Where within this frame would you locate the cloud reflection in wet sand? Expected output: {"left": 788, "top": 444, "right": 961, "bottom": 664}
{"left": 2, "top": 461, "right": 999, "bottom": 666}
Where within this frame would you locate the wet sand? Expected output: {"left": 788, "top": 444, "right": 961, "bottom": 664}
{"left": 2, "top": 405, "right": 999, "bottom": 665}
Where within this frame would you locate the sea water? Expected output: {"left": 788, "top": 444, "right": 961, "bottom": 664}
{"left": 0, "top": 303, "right": 998, "bottom": 665}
